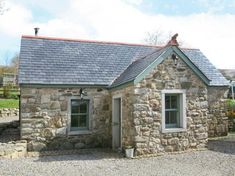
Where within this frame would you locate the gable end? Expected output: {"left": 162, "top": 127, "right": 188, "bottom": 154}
{"left": 134, "top": 46, "right": 211, "bottom": 86}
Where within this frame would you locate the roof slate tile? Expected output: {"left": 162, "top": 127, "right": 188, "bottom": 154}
{"left": 19, "top": 36, "right": 228, "bottom": 87}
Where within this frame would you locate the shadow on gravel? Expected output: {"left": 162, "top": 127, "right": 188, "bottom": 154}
{"left": 208, "top": 133, "right": 235, "bottom": 155}
{"left": 0, "top": 120, "right": 20, "bottom": 143}
{"left": 33, "top": 149, "right": 124, "bottom": 162}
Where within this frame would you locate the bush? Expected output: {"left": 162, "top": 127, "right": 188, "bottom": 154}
{"left": 3, "top": 84, "right": 11, "bottom": 98}
{"left": 226, "top": 99, "right": 235, "bottom": 110}
{"left": 10, "top": 94, "right": 19, "bottom": 99}
{"left": 226, "top": 99, "right": 235, "bottom": 118}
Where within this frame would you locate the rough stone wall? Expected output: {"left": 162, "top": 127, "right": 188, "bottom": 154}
{"left": 133, "top": 56, "right": 208, "bottom": 155}
{"left": 0, "top": 108, "right": 19, "bottom": 117}
{"left": 20, "top": 87, "right": 111, "bottom": 151}
{"left": 207, "top": 87, "right": 228, "bottom": 137}
{"left": 111, "top": 85, "right": 135, "bottom": 147}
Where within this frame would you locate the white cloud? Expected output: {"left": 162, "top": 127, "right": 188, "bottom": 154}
{"left": 0, "top": 1, "right": 32, "bottom": 36}
{"left": 0, "top": 0, "right": 234, "bottom": 69}
{"left": 123, "top": 0, "right": 143, "bottom": 6}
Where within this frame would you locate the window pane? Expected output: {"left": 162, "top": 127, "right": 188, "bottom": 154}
{"left": 71, "top": 106, "right": 79, "bottom": 113}
{"left": 166, "top": 111, "right": 170, "bottom": 124}
{"left": 169, "top": 111, "right": 177, "bottom": 124}
{"left": 78, "top": 115, "right": 87, "bottom": 127}
{"left": 71, "top": 100, "right": 88, "bottom": 114}
{"left": 71, "top": 115, "right": 79, "bottom": 127}
{"left": 71, "top": 100, "right": 79, "bottom": 106}
{"left": 79, "top": 103, "right": 87, "bottom": 113}
{"left": 165, "top": 96, "right": 170, "bottom": 109}
{"left": 171, "top": 96, "right": 178, "bottom": 109}
{"left": 71, "top": 100, "right": 79, "bottom": 113}
{"left": 165, "top": 110, "right": 179, "bottom": 128}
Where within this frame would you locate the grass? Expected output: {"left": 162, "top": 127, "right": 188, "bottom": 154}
{"left": 0, "top": 89, "right": 19, "bottom": 95}
{"left": 0, "top": 99, "right": 19, "bottom": 108}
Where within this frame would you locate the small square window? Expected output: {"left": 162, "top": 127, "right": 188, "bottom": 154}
{"left": 70, "top": 100, "right": 89, "bottom": 131}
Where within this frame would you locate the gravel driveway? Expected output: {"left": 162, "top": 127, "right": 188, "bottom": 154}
{"left": 0, "top": 149, "right": 234, "bottom": 176}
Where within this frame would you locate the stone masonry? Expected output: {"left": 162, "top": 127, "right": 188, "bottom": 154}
{"left": 0, "top": 108, "right": 19, "bottom": 118}
{"left": 111, "top": 85, "right": 135, "bottom": 147}
{"left": 207, "top": 87, "right": 228, "bottom": 137}
{"left": 133, "top": 56, "right": 208, "bottom": 155}
{"left": 20, "top": 58, "right": 228, "bottom": 155}
{"left": 20, "top": 88, "right": 112, "bottom": 151}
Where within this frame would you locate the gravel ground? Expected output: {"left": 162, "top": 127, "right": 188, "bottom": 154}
{"left": 0, "top": 150, "right": 234, "bottom": 176}
{"left": 0, "top": 116, "right": 18, "bottom": 123}
{"left": 0, "top": 116, "right": 20, "bottom": 142}
{"left": 0, "top": 117, "right": 234, "bottom": 176}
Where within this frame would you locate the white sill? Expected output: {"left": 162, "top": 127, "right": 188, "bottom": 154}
{"left": 68, "top": 130, "right": 92, "bottom": 135}
{"left": 162, "top": 128, "right": 187, "bottom": 133}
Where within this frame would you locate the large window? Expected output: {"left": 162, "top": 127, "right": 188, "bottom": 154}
{"left": 70, "top": 100, "right": 89, "bottom": 131}
{"left": 161, "top": 90, "right": 186, "bottom": 132}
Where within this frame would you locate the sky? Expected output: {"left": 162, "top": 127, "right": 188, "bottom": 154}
{"left": 0, "top": 0, "right": 235, "bottom": 69}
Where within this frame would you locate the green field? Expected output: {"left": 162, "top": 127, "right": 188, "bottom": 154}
{"left": 0, "top": 99, "right": 19, "bottom": 108}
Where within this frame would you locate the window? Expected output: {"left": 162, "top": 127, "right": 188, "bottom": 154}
{"left": 165, "top": 95, "right": 180, "bottom": 128}
{"left": 70, "top": 99, "right": 89, "bottom": 131}
{"left": 162, "top": 90, "right": 186, "bottom": 132}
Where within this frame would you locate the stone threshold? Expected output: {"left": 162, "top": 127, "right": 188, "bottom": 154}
{"left": 132, "top": 148, "right": 208, "bottom": 159}
{"left": 26, "top": 148, "right": 122, "bottom": 158}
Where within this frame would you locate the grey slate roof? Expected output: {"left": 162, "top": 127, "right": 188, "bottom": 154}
{"left": 183, "top": 49, "right": 229, "bottom": 86}
{"left": 19, "top": 36, "right": 229, "bottom": 87}
{"left": 111, "top": 47, "right": 167, "bottom": 87}
{"left": 19, "top": 36, "right": 156, "bottom": 85}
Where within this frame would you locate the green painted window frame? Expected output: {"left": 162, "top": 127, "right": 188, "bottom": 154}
{"left": 165, "top": 94, "right": 180, "bottom": 128}
{"left": 70, "top": 99, "right": 89, "bottom": 131}
{"left": 161, "top": 89, "right": 186, "bottom": 133}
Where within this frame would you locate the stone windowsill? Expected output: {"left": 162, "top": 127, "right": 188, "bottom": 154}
{"left": 162, "top": 128, "right": 187, "bottom": 133}
{"left": 68, "top": 130, "right": 92, "bottom": 135}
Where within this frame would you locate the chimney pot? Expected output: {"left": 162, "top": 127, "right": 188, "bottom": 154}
{"left": 34, "top": 27, "right": 39, "bottom": 36}
{"left": 167, "top": 33, "right": 179, "bottom": 46}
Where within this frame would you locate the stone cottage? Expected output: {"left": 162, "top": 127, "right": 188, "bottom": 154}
{"left": 19, "top": 34, "right": 229, "bottom": 155}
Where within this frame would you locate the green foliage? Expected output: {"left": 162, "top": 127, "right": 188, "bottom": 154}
{"left": 0, "top": 99, "right": 19, "bottom": 108}
{"left": 10, "top": 94, "right": 19, "bottom": 99}
{"left": 3, "top": 84, "right": 11, "bottom": 98}
{"left": 0, "top": 86, "right": 20, "bottom": 99}
{"left": 226, "top": 99, "right": 235, "bottom": 110}
{"left": 226, "top": 99, "right": 235, "bottom": 119}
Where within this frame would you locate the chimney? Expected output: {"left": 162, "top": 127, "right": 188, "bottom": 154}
{"left": 167, "top": 33, "right": 179, "bottom": 46}
{"left": 34, "top": 27, "right": 39, "bottom": 36}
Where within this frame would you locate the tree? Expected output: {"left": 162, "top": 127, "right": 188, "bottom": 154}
{"left": 10, "top": 53, "right": 19, "bottom": 74}
{"left": 0, "top": 53, "right": 19, "bottom": 76}
{"left": 144, "top": 30, "right": 185, "bottom": 46}
{"left": 0, "top": 0, "right": 3, "bottom": 11}
{"left": 0, "top": 0, "right": 8, "bottom": 15}
{"left": 144, "top": 30, "right": 166, "bottom": 46}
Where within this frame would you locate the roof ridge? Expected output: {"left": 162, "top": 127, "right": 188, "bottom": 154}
{"left": 21, "top": 35, "right": 199, "bottom": 50}
{"left": 22, "top": 35, "right": 162, "bottom": 48}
